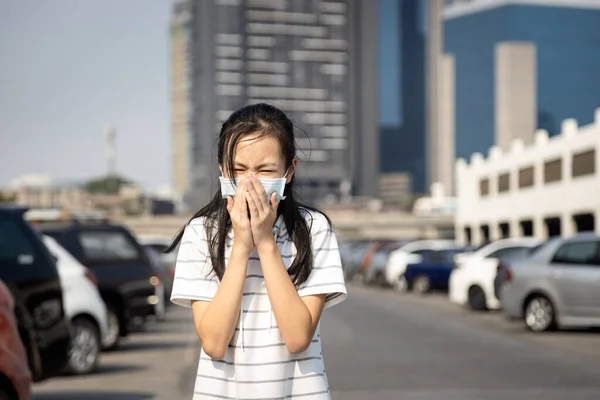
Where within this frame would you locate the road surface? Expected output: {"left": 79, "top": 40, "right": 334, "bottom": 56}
{"left": 33, "top": 284, "right": 600, "bottom": 399}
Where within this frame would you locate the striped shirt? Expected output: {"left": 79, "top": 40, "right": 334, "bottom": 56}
{"left": 171, "top": 210, "right": 347, "bottom": 400}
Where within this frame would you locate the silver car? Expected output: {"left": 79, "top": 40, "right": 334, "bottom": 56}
{"left": 501, "top": 233, "right": 600, "bottom": 332}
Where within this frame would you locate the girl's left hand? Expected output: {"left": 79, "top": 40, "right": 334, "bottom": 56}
{"left": 245, "top": 173, "right": 278, "bottom": 249}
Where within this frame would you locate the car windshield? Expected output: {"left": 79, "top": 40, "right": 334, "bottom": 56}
{"left": 78, "top": 231, "right": 142, "bottom": 262}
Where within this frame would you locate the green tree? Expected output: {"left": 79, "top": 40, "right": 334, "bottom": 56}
{"left": 0, "top": 192, "right": 16, "bottom": 203}
{"left": 85, "top": 175, "right": 132, "bottom": 194}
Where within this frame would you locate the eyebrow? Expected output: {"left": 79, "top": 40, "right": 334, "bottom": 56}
{"left": 234, "top": 162, "right": 278, "bottom": 169}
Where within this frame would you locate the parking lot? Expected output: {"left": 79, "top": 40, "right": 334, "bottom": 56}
{"left": 31, "top": 283, "right": 600, "bottom": 400}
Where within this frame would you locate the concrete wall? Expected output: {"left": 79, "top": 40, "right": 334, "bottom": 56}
{"left": 455, "top": 108, "right": 600, "bottom": 244}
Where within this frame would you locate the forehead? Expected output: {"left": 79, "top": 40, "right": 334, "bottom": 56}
{"left": 234, "top": 133, "right": 283, "bottom": 164}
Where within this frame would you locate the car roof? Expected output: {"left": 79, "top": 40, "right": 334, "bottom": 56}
{"left": 37, "top": 221, "right": 126, "bottom": 233}
{"left": 0, "top": 203, "right": 28, "bottom": 216}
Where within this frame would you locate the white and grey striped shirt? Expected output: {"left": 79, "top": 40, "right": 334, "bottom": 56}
{"left": 171, "top": 210, "right": 347, "bottom": 400}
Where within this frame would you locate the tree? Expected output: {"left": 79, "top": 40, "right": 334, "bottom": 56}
{"left": 85, "top": 175, "right": 132, "bottom": 194}
{"left": 0, "top": 192, "right": 16, "bottom": 203}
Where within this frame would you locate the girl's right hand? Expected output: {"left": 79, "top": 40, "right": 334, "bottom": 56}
{"left": 226, "top": 179, "right": 254, "bottom": 254}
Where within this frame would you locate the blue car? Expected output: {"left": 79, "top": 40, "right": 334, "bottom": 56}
{"left": 398, "top": 248, "right": 467, "bottom": 295}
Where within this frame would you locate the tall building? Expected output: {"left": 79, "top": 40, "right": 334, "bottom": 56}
{"left": 444, "top": 0, "right": 600, "bottom": 162}
{"left": 170, "top": 0, "right": 193, "bottom": 202}
{"left": 186, "top": 0, "right": 379, "bottom": 209}
{"left": 379, "top": 0, "right": 428, "bottom": 195}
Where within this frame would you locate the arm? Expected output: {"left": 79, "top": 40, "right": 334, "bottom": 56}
{"left": 191, "top": 244, "right": 250, "bottom": 359}
{"left": 245, "top": 174, "right": 344, "bottom": 354}
{"left": 193, "top": 179, "right": 255, "bottom": 359}
{"left": 257, "top": 240, "right": 326, "bottom": 354}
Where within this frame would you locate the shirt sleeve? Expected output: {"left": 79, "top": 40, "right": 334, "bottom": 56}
{"left": 170, "top": 219, "right": 219, "bottom": 308}
{"left": 296, "top": 212, "right": 347, "bottom": 309}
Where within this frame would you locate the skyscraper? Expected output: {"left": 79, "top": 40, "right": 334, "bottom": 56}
{"left": 170, "top": 0, "right": 193, "bottom": 203}
{"left": 444, "top": 0, "right": 600, "bottom": 161}
{"left": 185, "top": 0, "right": 378, "bottom": 209}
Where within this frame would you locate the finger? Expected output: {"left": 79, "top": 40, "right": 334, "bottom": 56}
{"left": 247, "top": 175, "right": 268, "bottom": 213}
{"left": 245, "top": 191, "right": 260, "bottom": 220}
{"left": 247, "top": 179, "right": 268, "bottom": 215}
{"left": 235, "top": 180, "right": 247, "bottom": 217}
{"left": 226, "top": 196, "right": 234, "bottom": 213}
{"left": 270, "top": 192, "right": 278, "bottom": 210}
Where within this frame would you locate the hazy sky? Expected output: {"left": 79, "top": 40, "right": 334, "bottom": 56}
{"left": 0, "top": 0, "right": 172, "bottom": 191}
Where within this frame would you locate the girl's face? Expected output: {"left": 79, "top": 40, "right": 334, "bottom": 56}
{"left": 222, "top": 133, "right": 296, "bottom": 182}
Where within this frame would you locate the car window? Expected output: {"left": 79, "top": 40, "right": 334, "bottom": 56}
{"left": 551, "top": 241, "right": 599, "bottom": 266}
{"left": 0, "top": 218, "right": 35, "bottom": 263}
{"left": 411, "top": 249, "right": 437, "bottom": 259}
{"left": 78, "top": 231, "right": 141, "bottom": 262}
{"left": 487, "top": 246, "right": 531, "bottom": 260}
{"left": 0, "top": 217, "right": 56, "bottom": 281}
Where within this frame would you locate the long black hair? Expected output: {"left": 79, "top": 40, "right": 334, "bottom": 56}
{"left": 167, "top": 103, "right": 330, "bottom": 287}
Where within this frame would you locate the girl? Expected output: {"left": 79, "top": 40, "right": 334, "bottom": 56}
{"left": 169, "top": 103, "right": 347, "bottom": 399}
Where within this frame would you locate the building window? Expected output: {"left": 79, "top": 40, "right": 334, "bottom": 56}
{"left": 544, "top": 158, "right": 562, "bottom": 183}
{"left": 518, "top": 166, "right": 534, "bottom": 188}
{"left": 572, "top": 149, "right": 595, "bottom": 178}
{"left": 497, "top": 173, "right": 510, "bottom": 193}
{"left": 479, "top": 178, "right": 489, "bottom": 197}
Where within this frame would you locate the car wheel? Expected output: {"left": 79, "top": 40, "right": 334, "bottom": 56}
{"left": 67, "top": 318, "right": 101, "bottom": 375}
{"left": 468, "top": 285, "right": 487, "bottom": 311}
{"left": 525, "top": 295, "right": 556, "bottom": 332}
{"left": 103, "top": 306, "right": 121, "bottom": 351}
{"left": 412, "top": 275, "right": 431, "bottom": 295}
{"left": 393, "top": 275, "right": 409, "bottom": 293}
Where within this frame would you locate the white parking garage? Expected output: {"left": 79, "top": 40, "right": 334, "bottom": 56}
{"left": 455, "top": 109, "right": 600, "bottom": 245}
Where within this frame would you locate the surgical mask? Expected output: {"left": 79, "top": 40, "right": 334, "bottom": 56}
{"left": 219, "top": 173, "right": 288, "bottom": 201}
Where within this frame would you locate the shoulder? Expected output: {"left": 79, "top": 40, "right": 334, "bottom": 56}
{"left": 299, "top": 208, "right": 333, "bottom": 236}
{"left": 184, "top": 216, "right": 211, "bottom": 239}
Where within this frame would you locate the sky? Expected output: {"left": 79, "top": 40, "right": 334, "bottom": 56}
{"left": 0, "top": 0, "right": 172, "bottom": 192}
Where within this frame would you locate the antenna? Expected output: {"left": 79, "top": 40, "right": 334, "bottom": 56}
{"left": 106, "top": 126, "right": 116, "bottom": 177}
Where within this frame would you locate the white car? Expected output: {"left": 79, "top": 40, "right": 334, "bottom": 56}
{"left": 43, "top": 235, "right": 109, "bottom": 374}
{"left": 449, "top": 238, "right": 541, "bottom": 311}
{"left": 385, "top": 240, "right": 463, "bottom": 291}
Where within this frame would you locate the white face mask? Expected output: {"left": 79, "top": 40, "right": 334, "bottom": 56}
{"left": 219, "top": 171, "right": 289, "bottom": 201}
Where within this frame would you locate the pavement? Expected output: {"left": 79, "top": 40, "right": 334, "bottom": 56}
{"left": 33, "top": 284, "right": 600, "bottom": 400}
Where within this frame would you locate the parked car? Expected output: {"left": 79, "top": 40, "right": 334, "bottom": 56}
{"left": 448, "top": 238, "right": 541, "bottom": 311}
{"left": 361, "top": 242, "right": 405, "bottom": 286}
{"left": 341, "top": 241, "right": 372, "bottom": 281}
{"left": 42, "top": 235, "right": 107, "bottom": 374}
{"left": 494, "top": 242, "right": 546, "bottom": 303}
{"left": 396, "top": 248, "right": 468, "bottom": 294}
{"left": 501, "top": 233, "right": 600, "bottom": 332}
{"left": 385, "top": 240, "right": 463, "bottom": 291}
{"left": 0, "top": 205, "right": 71, "bottom": 382}
{"left": 39, "top": 221, "right": 160, "bottom": 350}
{"left": 141, "top": 246, "right": 168, "bottom": 321}
{"left": 0, "top": 280, "right": 31, "bottom": 400}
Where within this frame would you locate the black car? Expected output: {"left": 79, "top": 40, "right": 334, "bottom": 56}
{"left": 0, "top": 205, "right": 71, "bottom": 382}
{"left": 39, "top": 221, "right": 159, "bottom": 350}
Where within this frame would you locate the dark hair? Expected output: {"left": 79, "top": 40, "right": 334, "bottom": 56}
{"left": 167, "top": 103, "right": 330, "bottom": 287}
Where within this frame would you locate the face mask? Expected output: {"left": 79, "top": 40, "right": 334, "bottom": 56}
{"left": 219, "top": 172, "right": 288, "bottom": 201}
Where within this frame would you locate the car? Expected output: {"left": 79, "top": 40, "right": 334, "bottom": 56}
{"left": 0, "top": 280, "right": 31, "bottom": 400}
{"left": 448, "top": 238, "right": 541, "bottom": 311}
{"left": 396, "top": 248, "right": 468, "bottom": 295}
{"left": 141, "top": 245, "right": 168, "bottom": 321}
{"left": 39, "top": 221, "right": 160, "bottom": 350}
{"left": 385, "top": 240, "right": 463, "bottom": 291}
{"left": 42, "top": 235, "right": 108, "bottom": 374}
{"left": 361, "top": 242, "right": 405, "bottom": 286}
{"left": 501, "top": 233, "right": 600, "bottom": 332}
{"left": 0, "top": 205, "right": 71, "bottom": 382}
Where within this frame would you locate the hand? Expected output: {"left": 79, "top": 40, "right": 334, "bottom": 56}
{"left": 245, "top": 173, "right": 278, "bottom": 250}
{"left": 226, "top": 178, "right": 253, "bottom": 254}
